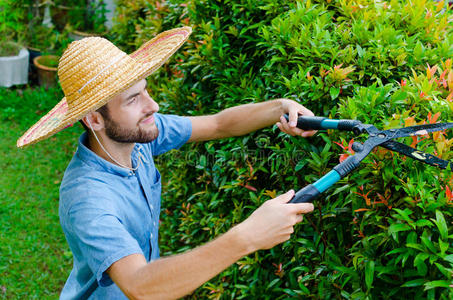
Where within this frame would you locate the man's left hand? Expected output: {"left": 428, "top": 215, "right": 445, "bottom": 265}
{"left": 276, "top": 99, "right": 317, "bottom": 138}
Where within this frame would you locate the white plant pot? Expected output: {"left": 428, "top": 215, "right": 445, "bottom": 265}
{"left": 0, "top": 48, "right": 29, "bottom": 88}
{"left": 103, "top": 0, "right": 116, "bottom": 29}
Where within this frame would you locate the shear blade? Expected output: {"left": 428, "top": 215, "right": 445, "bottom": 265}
{"left": 381, "top": 140, "right": 452, "bottom": 170}
{"left": 388, "top": 122, "right": 453, "bottom": 139}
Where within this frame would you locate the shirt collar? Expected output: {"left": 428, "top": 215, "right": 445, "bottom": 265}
{"left": 76, "top": 132, "right": 147, "bottom": 177}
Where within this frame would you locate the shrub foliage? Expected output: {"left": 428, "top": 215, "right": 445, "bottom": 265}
{"left": 110, "top": 0, "right": 453, "bottom": 298}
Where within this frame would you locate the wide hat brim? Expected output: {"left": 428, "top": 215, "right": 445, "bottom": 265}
{"left": 17, "top": 27, "right": 192, "bottom": 148}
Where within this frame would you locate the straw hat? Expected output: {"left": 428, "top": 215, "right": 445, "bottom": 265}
{"left": 17, "top": 27, "right": 192, "bottom": 148}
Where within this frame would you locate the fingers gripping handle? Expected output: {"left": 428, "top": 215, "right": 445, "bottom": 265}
{"left": 284, "top": 114, "right": 327, "bottom": 130}
{"left": 289, "top": 157, "right": 361, "bottom": 204}
{"left": 283, "top": 114, "right": 361, "bottom": 131}
{"left": 289, "top": 184, "right": 320, "bottom": 203}
{"left": 289, "top": 170, "right": 342, "bottom": 203}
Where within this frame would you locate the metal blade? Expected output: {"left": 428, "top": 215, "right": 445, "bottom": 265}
{"left": 385, "top": 123, "right": 453, "bottom": 139}
{"left": 381, "top": 140, "right": 452, "bottom": 170}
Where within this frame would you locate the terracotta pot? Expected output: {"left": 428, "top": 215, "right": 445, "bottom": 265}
{"left": 33, "top": 55, "right": 60, "bottom": 89}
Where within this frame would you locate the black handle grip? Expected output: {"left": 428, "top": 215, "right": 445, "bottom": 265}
{"left": 338, "top": 120, "right": 362, "bottom": 131}
{"left": 283, "top": 114, "right": 327, "bottom": 130}
{"left": 333, "top": 155, "right": 361, "bottom": 177}
{"left": 289, "top": 184, "right": 320, "bottom": 203}
{"left": 283, "top": 114, "right": 362, "bottom": 131}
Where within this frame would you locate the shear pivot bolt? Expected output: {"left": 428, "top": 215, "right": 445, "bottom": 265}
{"left": 352, "top": 142, "right": 364, "bottom": 152}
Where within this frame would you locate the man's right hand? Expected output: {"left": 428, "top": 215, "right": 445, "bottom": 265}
{"left": 108, "top": 189, "right": 313, "bottom": 299}
{"left": 234, "top": 190, "right": 314, "bottom": 253}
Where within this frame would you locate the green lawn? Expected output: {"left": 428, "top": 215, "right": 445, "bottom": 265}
{"left": 0, "top": 87, "right": 82, "bottom": 298}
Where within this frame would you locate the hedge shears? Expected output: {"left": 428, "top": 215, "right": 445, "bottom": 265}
{"left": 284, "top": 115, "right": 453, "bottom": 203}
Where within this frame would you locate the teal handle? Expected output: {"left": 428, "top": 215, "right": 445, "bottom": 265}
{"left": 313, "top": 170, "right": 341, "bottom": 193}
{"left": 320, "top": 119, "right": 340, "bottom": 129}
{"left": 289, "top": 170, "right": 341, "bottom": 203}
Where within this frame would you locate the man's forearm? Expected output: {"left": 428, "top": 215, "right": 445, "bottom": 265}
{"left": 188, "top": 98, "right": 314, "bottom": 142}
{"left": 122, "top": 226, "right": 251, "bottom": 300}
{"left": 109, "top": 191, "right": 314, "bottom": 299}
{"left": 214, "top": 99, "right": 284, "bottom": 138}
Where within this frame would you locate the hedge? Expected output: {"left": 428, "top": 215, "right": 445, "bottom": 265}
{"left": 0, "top": 0, "right": 425, "bottom": 298}
{"left": 110, "top": 0, "right": 453, "bottom": 298}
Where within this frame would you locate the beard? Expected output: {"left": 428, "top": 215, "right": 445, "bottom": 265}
{"left": 103, "top": 113, "right": 159, "bottom": 144}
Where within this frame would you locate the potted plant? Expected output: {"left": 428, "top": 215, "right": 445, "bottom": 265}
{"left": 25, "top": 24, "right": 58, "bottom": 86}
{"left": 51, "top": 0, "right": 72, "bottom": 31}
{"left": 26, "top": 26, "right": 70, "bottom": 88}
{"left": 67, "top": 0, "right": 109, "bottom": 40}
{"left": 33, "top": 54, "right": 60, "bottom": 88}
{"left": 26, "top": 25, "right": 56, "bottom": 54}
{"left": 0, "top": 0, "right": 29, "bottom": 87}
{"left": 24, "top": 0, "right": 71, "bottom": 87}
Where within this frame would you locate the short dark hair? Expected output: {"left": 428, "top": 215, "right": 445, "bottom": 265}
{"left": 79, "top": 104, "right": 110, "bottom": 132}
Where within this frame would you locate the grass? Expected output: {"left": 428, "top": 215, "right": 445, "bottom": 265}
{"left": 0, "top": 86, "right": 83, "bottom": 298}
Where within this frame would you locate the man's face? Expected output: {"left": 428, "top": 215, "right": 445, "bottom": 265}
{"left": 101, "top": 79, "right": 160, "bottom": 143}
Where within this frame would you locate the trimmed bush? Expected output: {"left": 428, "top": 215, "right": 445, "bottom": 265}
{"left": 109, "top": 0, "right": 453, "bottom": 298}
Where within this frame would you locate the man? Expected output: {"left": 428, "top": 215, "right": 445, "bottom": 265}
{"left": 17, "top": 27, "right": 315, "bottom": 299}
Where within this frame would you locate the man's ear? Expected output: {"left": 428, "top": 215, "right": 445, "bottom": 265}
{"left": 82, "top": 111, "right": 105, "bottom": 131}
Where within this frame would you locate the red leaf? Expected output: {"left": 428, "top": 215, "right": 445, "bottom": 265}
{"left": 244, "top": 184, "right": 257, "bottom": 192}
{"left": 336, "top": 139, "right": 355, "bottom": 162}
{"left": 446, "top": 92, "right": 453, "bottom": 102}
{"left": 446, "top": 185, "right": 452, "bottom": 202}
{"left": 334, "top": 141, "right": 347, "bottom": 150}
{"left": 347, "top": 138, "right": 356, "bottom": 154}
{"left": 427, "top": 112, "right": 441, "bottom": 124}
{"left": 339, "top": 153, "right": 349, "bottom": 163}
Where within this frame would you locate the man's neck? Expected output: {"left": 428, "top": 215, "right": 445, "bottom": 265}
{"left": 87, "top": 131, "right": 136, "bottom": 169}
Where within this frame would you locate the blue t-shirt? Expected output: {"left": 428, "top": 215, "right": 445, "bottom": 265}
{"left": 59, "top": 113, "right": 192, "bottom": 299}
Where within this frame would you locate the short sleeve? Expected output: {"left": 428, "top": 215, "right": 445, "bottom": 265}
{"left": 150, "top": 113, "right": 192, "bottom": 156}
{"left": 67, "top": 199, "right": 144, "bottom": 287}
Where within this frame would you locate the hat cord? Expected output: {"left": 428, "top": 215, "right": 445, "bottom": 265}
{"left": 78, "top": 54, "right": 124, "bottom": 94}
{"left": 86, "top": 118, "right": 142, "bottom": 172}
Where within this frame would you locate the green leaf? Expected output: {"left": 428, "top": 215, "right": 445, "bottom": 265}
{"left": 406, "top": 243, "right": 425, "bottom": 252}
{"left": 414, "top": 253, "right": 429, "bottom": 264}
{"left": 401, "top": 279, "right": 426, "bottom": 287}
{"left": 435, "top": 211, "right": 448, "bottom": 241}
{"left": 365, "top": 260, "right": 375, "bottom": 290}
{"left": 415, "top": 260, "right": 428, "bottom": 276}
{"left": 420, "top": 236, "right": 436, "bottom": 254}
{"left": 434, "top": 263, "right": 451, "bottom": 278}
{"left": 295, "top": 160, "right": 307, "bottom": 172}
{"left": 413, "top": 41, "right": 424, "bottom": 60}
{"left": 297, "top": 282, "right": 310, "bottom": 294}
{"left": 444, "top": 254, "right": 453, "bottom": 264}
{"left": 386, "top": 248, "right": 406, "bottom": 256}
{"left": 415, "top": 219, "right": 433, "bottom": 228}
{"left": 424, "top": 280, "right": 452, "bottom": 290}
{"left": 330, "top": 86, "right": 340, "bottom": 100}
{"left": 391, "top": 91, "right": 408, "bottom": 103}
{"left": 267, "top": 278, "right": 281, "bottom": 289}
{"left": 439, "top": 238, "right": 449, "bottom": 255}
{"left": 401, "top": 252, "right": 411, "bottom": 267}
{"left": 389, "top": 223, "right": 411, "bottom": 234}
{"left": 357, "top": 44, "right": 365, "bottom": 57}
{"left": 394, "top": 208, "right": 413, "bottom": 224}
